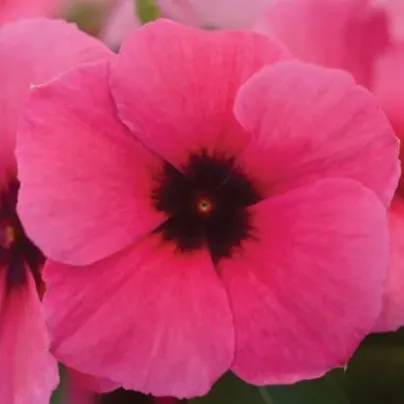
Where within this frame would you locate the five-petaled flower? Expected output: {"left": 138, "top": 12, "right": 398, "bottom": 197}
{"left": 16, "top": 19, "right": 399, "bottom": 398}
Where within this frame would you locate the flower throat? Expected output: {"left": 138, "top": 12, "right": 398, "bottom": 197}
{"left": 153, "top": 151, "right": 262, "bottom": 263}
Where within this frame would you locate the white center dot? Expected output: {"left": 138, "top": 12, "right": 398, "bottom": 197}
{"left": 197, "top": 198, "right": 213, "bottom": 214}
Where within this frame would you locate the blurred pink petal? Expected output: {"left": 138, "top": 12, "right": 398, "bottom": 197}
{"left": 67, "top": 369, "right": 119, "bottom": 394}
{"left": 65, "top": 377, "right": 96, "bottom": 404}
{"left": 373, "top": 43, "right": 404, "bottom": 192}
{"left": 375, "top": 0, "right": 404, "bottom": 41}
{"left": 0, "top": 0, "right": 60, "bottom": 22}
{"left": 373, "top": 43, "right": 404, "bottom": 136}
{"left": 64, "top": 369, "right": 120, "bottom": 404}
{"left": 258, "top": 0, "right": 390, "bottom": 87}
{"left": 0, "top": 267, "right": 58, "bottom": 404}
{"left": 0, "top": 18, "right": 112, "bottom": 180}
{"left": 101, "top": 0, "right": 140, "bottom": 50}
{"left": 374, "top": 197, "right": 404, "bottom": 332}
{"left": 159, "top": 0, "right": 272, "bottom": 28}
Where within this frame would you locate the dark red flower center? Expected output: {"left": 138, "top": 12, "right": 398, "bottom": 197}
{"left": 153, "top": 152, "right": 261, "bottom": 263}
{"left": 0, "top": 180, "right": 43, "bottom": 293}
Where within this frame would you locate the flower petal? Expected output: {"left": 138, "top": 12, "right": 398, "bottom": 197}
{"left": 374, "top": 197, "right": 404, "bottom": 332}
{"left": 0, "top": 18, "right": 112, "bottom": 183}
{"left": 110, "top": 19, "right": 288, "bottom": 170}
{"left": 0, "top": 268, "right": 59, "bottom": 404}
{"left": 235, "top": 60, "right": 399, "bottom": 207}
{"left": 219, "top": 179, "right": 388, "bottom": 384}
{"left": 43, "top": 236, "right": 234, "bottom": 398}
{"left": 17, "top": 61, "right": 165, "bottom": 266}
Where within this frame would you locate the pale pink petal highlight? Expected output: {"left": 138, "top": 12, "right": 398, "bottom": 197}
{"left": 373, "top": 43, "right": 404, "bottom": 137}
{"left": 159, "top": 0, "right": 271, "bottom": 29}
{"left": 111, "top": 19, "right": 289, "bottom": 170}
{"left": 43, "top": 236, "right": 234, "bottom": 398}
{"left": 101, "top": 0, "right": 140, "bottom": 50}
{"left": 381, "top": 0, "right": 404, "bottom": 41}
{"left": 235, "top": 60, "right": 399, "bottom": 207}
{"left": 219, "top": 179, "right": 388, "bottom": 384}
{"left": 17, "top": 61, "right": 166, "bottom": 266}
{"left": 0, "top": 269, "right": 59, "bottom": 404}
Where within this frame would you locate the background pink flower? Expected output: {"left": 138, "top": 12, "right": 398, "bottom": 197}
{"left": 372, "top": 43, "right": 404, "bottom": 331}
{"left": 159, "top": 0, "right": 272, "bottom": 28}
{"left": 17, "top": 20, "right": 398, "bottom": 397}
{"left": 100, "top": 0, "right": 140, "bottom": 50}
{"left": 0, "top": 0, "right": 60, "bottom": 22}
{"left": 259, "top": 0, "right": 404, "bottom": 332}
{"left": 0, "top": 18, "right": 111, "bottom": 404}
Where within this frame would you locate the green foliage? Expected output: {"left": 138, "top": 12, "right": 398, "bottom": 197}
{"left": 135, "top": 0, "right": 160, "bottom": 24}
{"left": 190, "top": 373, "right": 264, "bottom": 404}
{"left": 190, "top": 370, "right": 348, "bottom": 404}
{"left": 66, "top": 3, "right": 106, "bottom": 35}
{"left": 346, "top": 330, "right": 404, "bottom": 404}
{"left": 264, "top": 369, "right": 349, "bottom": 404}
{"left": 50, "top": 365, "right": 67, "bottom": 404}
{"left": 51, "top": 329, "right": 404, "bottom": 404}
{"left": 190, "top": 328, "right": 404, "bottom": 404}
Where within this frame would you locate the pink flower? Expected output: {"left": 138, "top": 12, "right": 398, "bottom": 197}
{"left": 159, "top": 0, "right": 272, "bottom": 28}
{"left": 17, "top": 20, "right": 398, "bottom": 397}
{"left": 256, "top": 0, "right": 391, "bottom": 88}
{"left": 0, "top": 18, "right": 111, "bottom": 404}
{"left": 258, "top": 0, "right": 404, "bottom": 332}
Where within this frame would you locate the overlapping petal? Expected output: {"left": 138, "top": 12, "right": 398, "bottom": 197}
{"left": 111, "top": 19, "right": 289, "bottom": 170}
{"left": 219, "top": 179, "right": 388, "bottom": 384}
{"left": 17, "top": 61, "right": 166, "bottom": 266}
{"left": 235, "top": 60, "right": 399, "bottom": 206}
{"left": 43, "top": 236, "right": 234, "bottom": 398}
